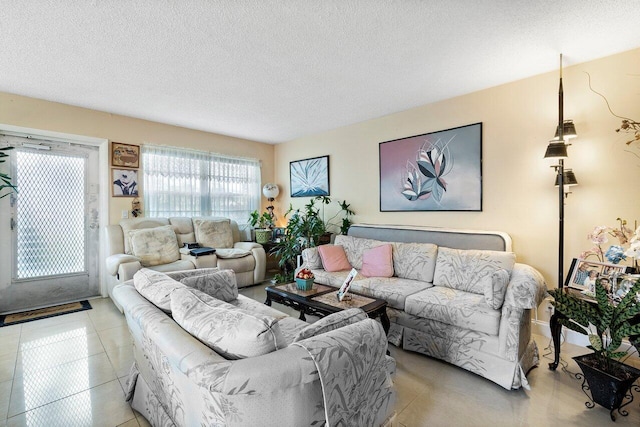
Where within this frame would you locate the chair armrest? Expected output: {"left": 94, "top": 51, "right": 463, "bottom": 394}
{"left": 233, "top": 241, "right": 262, "bottom": 250}
{"left": 105, "top": 254, "right": 141, "bottom": 276}
{"left": 118, "top": 261, "right": 143, "bottom": 282}
{"left": 503, "top": 263, "right": 548, "bottom": 309}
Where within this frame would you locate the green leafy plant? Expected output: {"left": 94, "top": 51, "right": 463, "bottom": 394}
{"left": 249, "top": 210, "right": 274, "bottom": 229}
{"left": 269, "top": 196, "right": 355, "bottom": 283}
{"left": 549, "top": 278, "right": 640, "bottom": 374}
{"left": 0, "top": 146, "right": 17, "bottom": 199}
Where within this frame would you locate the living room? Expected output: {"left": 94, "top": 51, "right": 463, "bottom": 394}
{"left": 1, "top": 2, "right": 640, "bottom": 426}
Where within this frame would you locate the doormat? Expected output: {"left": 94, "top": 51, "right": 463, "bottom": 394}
{"left": 0, "top": 300, "right": 92, "bottom": 327}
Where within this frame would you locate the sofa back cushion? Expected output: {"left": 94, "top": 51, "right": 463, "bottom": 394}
{"left": 193, "top": 218, "right": 234, "bottom": 248}
{"left": 334, "top": 235, "right": 384, "bottom": 270}
{"left": 179, "top": 269, "right": 238, "bottom": 302}
{"left": 360, "top": 244, "right": 394, "bottom": 278}
{"left": 171, "top": 287, "right": 286, "bottom": 359}
{"left": 392, "top": 242, "right": 438, "bottom": 282}
{"left": 433, "top": 247, "right": 516, "bottom": 295}
{"left": 128, "top": 225, "right": 180, "bottom": 267}
{"left": 120, "top": 218, "right": 170, "bottom": 254}
{"left": 133, "top": 268, "right": 186, "bottom": 312}
{"left": 318, "top": 245, "right": 352, "bottom": 272}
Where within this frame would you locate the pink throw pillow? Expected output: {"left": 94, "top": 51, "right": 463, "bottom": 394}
{"left": 361, "top": 244, "right": 394, "bottom": 278}
{"left": 318, "top": 245, "right": 352, "bottom": 272}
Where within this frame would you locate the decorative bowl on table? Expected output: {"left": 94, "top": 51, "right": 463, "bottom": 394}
{"left": 295, "top": 268, "right": 315, "bottom": 291}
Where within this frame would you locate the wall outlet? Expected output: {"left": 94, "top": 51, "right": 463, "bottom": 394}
{"left": 121, "top": 210, "right": 128, "bottom": 219}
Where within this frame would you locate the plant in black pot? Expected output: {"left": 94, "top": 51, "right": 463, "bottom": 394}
{"left": 549, "top": 278, "right": 640, "bottom": 420}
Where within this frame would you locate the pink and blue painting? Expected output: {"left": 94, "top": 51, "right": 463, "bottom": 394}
{"left": 379, "top": 123, "right": 482, "bottom": 211}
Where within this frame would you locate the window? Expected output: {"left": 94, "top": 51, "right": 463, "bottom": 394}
{"left": 142, "top": 145, "right": 261, "bottom": 223}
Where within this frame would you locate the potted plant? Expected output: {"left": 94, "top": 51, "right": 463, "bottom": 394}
{"left": 249, "top": 210, "right": 274, "bottom": 244}
{"left": 549, "top": 277, "right": 640, "bottom": 419}
{"left": 0, "top": 146, "right": 16, "bottom": 199}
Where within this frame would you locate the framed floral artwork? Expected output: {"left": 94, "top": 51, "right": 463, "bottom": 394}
{"left": 111, "top": 142, "right": 140, "bottom": 168}
{"left": 379, "top": 123, "right": 482, "bottom": 211}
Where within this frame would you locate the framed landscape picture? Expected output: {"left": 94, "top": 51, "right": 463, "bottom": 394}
{"left": 111, "top": 142, "right": 140, "bottom": 168}
{"left": 290, "top": 155, "right": 330, "bottom": 197}
{"left": 379, "top": 123, "right": 482, "bottom": 211}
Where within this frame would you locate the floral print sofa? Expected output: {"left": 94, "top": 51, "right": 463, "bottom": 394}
{"left": 113, "top": 268, "right": 396, "bottom": 427}
{"left": 302, "top": 224, "right": 547, "bottom": 390}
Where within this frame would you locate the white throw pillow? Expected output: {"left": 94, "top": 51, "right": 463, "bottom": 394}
{"left": 171, "top": 287, "right": 286, "bottom": 359}
{"left": 133, "top": 269, "right": 186, "bottom": 313}
{"left": 293, "top": 308, "right": 367, "bottom": 342}
{"left": 180, "top": 269, "right": 238, "bottom": 302}
{"left": 193, "top": 219, "right": 234, "bottom": 249}
{"left": 128, "top": 225, "right": 180, "bottom": 267}
{"left": 482, "top": 268, "right": 511, "bottom": 309}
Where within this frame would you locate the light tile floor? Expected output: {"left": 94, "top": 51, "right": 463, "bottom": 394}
{"left": 0, "top": 286, "right": 639, "bottom": 426}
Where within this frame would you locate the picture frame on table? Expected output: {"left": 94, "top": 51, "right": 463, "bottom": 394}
{"left": 565, "top": 258, "right": 626, "bottom": 296}
{"left": 290, "top": 155, "right": 330, "bottom": 197}
{"left": 111, "top": 142, "right": 140, "bottom": 168}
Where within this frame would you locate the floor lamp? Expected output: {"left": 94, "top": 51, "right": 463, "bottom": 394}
{"left": 544, "top": 54, "right": 578, "bottom": 292}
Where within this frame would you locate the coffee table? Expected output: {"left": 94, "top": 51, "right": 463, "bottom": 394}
{"left": 265, "top": 282, "right": 390, "bottom": 334}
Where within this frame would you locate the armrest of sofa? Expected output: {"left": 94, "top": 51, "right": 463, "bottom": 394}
{"left": 234, "top": 242, "right": 266, "bottom": 283}
{"left": 118, "top": 260, "right": 144, "bottom": 282}
{"left": 105, "top": 253, "right": 141, "bottom": 277}
{"left": 503, "top": 263, "right": 547, "bottom": 309}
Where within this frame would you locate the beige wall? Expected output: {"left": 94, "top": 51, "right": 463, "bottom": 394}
{"left": 275, "top": 48, "right": 640, "bottom": 303}
{"left": 0, "top": 93, "right": 275, "bottom": 224}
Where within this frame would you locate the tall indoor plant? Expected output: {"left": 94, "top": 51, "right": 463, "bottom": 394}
{"left": 549, "top": 278, "right": 640, "bottom": 418}
{"left": 0, "top": 146, "right": 16, "bottom": 199}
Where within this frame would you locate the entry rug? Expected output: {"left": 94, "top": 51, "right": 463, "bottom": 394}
{"left": 0, "top": 300, "right": 92, "bottom": 327}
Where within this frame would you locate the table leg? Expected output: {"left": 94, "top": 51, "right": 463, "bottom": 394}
{"left": 299, "top": 310, "right": 306, "bottom": 321}
{"left": 548, "top": 310, "right": 562, "bottom": 370}
{"left": 380, "top": 311, "right": 391, "bottom": 336}
{"left": 264, "top": 293, "right": 272, "bottom": 306}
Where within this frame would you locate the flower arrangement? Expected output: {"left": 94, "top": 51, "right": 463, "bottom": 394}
{"left": 581, "top": 218, "right": 639, "bottom": 269}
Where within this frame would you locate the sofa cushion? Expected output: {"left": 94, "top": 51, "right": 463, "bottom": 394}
{"left": 404, "top": 287, "right": 502, "bottom": 336}
{"left": 302, "top": 247, "right": 323, "bottom": 269}
{"left": 334, "top": 235, "right": 384, "bottom": 270}
{"left": 215, "top": 248, "right": 251, "bottom": 259}
{"left": 361, "top": 244, "right": 394, "bottom": 278}
{"left": 392, "top": 242, "right": 438, "bottom": 282}
{"left": 318, "top": 245, "right": 352, "bottom": 272}
{"left": 349, "top": 277, "right": 433, "bottom": 310}
{"left": 433, "top": 247, "right": 516, "bottom": 295}
{"left": 171, "top": 287, "right": 286, "bottom": 359}
{"left": 293, "top": 308, "right": 368, "bottom": 342}
{"left": 180, "top": 269, "right": 238, "bottom": 302}
{"left": 483, "top": 268, "right": 510, "bottom": 309}
{"left": 193, "top": 218, "right": 234, "bottom": 248}
{"left": 128, "top": 225, "right": 180, "bottom": 267}
{"left": 133, "top": 268, "right": 186, "bottom": 312}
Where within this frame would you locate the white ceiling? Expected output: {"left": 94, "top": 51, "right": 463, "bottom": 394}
{"left": 2, "top": 1, "right": 640, "bottom": 144}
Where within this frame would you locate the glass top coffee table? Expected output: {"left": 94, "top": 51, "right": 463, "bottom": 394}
{"left": 265, "top": 282, "right": 390, "bottom": 334}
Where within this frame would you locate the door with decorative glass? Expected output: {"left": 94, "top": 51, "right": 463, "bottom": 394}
{"left": 0, "top": 136, "right": 101, "bottom": 313}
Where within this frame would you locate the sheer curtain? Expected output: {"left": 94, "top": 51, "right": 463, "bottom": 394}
{"left": 142, "top": 145, "right": 260, "bottom": 223}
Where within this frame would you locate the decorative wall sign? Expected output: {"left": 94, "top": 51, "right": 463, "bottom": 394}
{"left": 111, "top": 142, "right": 140, "bottom": 168}
{"left": 290, "top": 155, "right": 330, "bottom": 197}
{"left": 112, "top": 168, "right": 139, "bottom": 197}
{"left": 379, "top": 123, "right": 482, "bottom": 211}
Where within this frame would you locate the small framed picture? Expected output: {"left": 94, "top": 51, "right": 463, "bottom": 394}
{"left": 112, "top": 168, "right": 139, "bottom": 197}
{"left": 565, "top": 258, "right": 626, "bottom": 295}
{"left": 111, "top": 142, "right": 140, "bottom": 168}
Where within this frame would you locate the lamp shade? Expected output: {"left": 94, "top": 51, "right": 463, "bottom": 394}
{"left": 555, "top": 169, "right": 578, "bottom": 186}
{"left": 544, "top": 142, "right": 568, "bottom": 159}
{"left": 554, "top": 120, "right": 578, "bottom": 141}
{"left": 262, "top": 183, "right": 280, "bottom": 199}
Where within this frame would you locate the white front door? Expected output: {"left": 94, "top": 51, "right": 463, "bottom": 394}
{"left": 0, "top": 135, "right": 101, "bottom": 313}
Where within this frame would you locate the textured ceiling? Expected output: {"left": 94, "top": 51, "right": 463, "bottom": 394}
{"left": 2, "top": 1, "right": 640, "bottom": 144}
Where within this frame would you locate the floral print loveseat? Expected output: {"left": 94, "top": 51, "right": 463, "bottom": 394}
{"left": 302, "top": 224, "right": 547, "bottom": 390}
{"left": 113, "top": 268, "right": 396, "bottom": 426}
